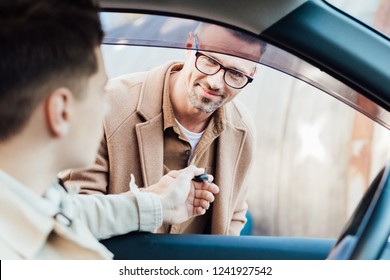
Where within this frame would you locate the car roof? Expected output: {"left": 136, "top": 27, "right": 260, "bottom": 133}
{"left": 100, "top": 0, "right": 307, "bottom": 34}
{"left": 99, "top": 0, "right": 390, "bottom": 112}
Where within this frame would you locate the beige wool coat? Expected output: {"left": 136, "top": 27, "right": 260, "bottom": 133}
{"left": 61, "top": 61, "right": 256, "bottom": 235}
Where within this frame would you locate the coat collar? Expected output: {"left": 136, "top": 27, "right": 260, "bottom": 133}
{"left": 0, "top": 170, "right": 57, "bottom": 258}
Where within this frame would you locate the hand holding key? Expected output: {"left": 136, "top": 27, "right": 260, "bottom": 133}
{"left": 139, "top": 166, "right": 219, "bottom": 224}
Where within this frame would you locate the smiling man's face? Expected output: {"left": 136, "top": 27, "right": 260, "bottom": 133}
{"left": 183, "top": 24, "right": 260, "bottom": 114}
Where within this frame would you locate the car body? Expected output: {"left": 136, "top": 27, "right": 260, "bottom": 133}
{"left": 98, "top": 0, "right": 390, "bottom": 259}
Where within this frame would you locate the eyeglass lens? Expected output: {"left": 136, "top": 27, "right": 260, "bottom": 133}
{"left": 196, "top": 54, "right": 248, "bottom": 88}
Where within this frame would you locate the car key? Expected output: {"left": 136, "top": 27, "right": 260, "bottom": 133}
{"left": 192, "top": 173, "right": 209, "bottom": 182}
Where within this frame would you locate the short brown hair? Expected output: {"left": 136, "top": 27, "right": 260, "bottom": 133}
{"left": 194, "top": 23, "right": 266, "bottom": 60}
{"left": 0, "top": 0, "right": 103, "bottom": 141}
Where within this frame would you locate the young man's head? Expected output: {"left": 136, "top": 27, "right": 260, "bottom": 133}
{"left": 0, "top": 0, "right": 107, "bottom": 173}
{"left": 182, "top": 23, "right": 265, "bottom": 114}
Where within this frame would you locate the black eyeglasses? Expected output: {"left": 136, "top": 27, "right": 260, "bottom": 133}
{"left": 193, "top": 36, "right": 253, "bottom": 89}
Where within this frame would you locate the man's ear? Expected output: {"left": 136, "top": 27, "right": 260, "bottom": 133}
{"left": 185, "top": 31, "right": 194, "bottom": 49}
{"left": 44, "top": 87, "right": 73, "bottom": 137}
{"left": 185, "top": 32, "right": 195, "bottom": 58}
{"left": 250, "top": 66, "right": 258, "bottom": 77}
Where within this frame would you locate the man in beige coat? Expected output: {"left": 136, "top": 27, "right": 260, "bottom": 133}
{"left": 62, "top": 23, "right": 265, "bottom": 235}
{"left": 0, "top": 0, "right": 218, "bottom": 259}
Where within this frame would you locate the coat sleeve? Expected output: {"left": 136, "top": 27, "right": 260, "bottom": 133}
{"left": 228, "top": 201, "right": 249, "bottom": 235}
{"left": 59, "top": 133, "right": 110, "bottom": 195}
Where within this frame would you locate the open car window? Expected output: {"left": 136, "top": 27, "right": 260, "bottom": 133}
{"left": 100, "top": 12, "right": 390, "bottom": 247}
{"left": 101, "top": 12, "right": 390, "bottom": 129}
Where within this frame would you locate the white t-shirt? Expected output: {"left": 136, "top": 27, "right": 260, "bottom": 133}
{"left": 176, "top": 119, "right": 205, "bottom": 163}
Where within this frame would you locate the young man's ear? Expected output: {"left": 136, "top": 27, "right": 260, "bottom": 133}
{"left": 45, "top": 88, "right": 73, "bottom": 137}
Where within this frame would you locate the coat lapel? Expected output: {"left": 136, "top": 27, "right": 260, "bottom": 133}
{"left": 134, "top": 62, "right": 177, "bottom": 187}
{"left": 135, "top": 118, "right": 165, "bottom": 186}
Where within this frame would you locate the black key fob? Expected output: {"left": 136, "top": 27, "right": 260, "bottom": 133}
{"left": 193, "top": 173, "right": 209, "bottom": 182}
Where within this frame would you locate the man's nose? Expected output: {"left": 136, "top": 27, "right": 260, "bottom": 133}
{"left": 207, "top": 69, "right": 225, "bottom": 89}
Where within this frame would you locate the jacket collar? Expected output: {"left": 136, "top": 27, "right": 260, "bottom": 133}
{"left": 0, "top": 170, "right": 57, "bottom": 259}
